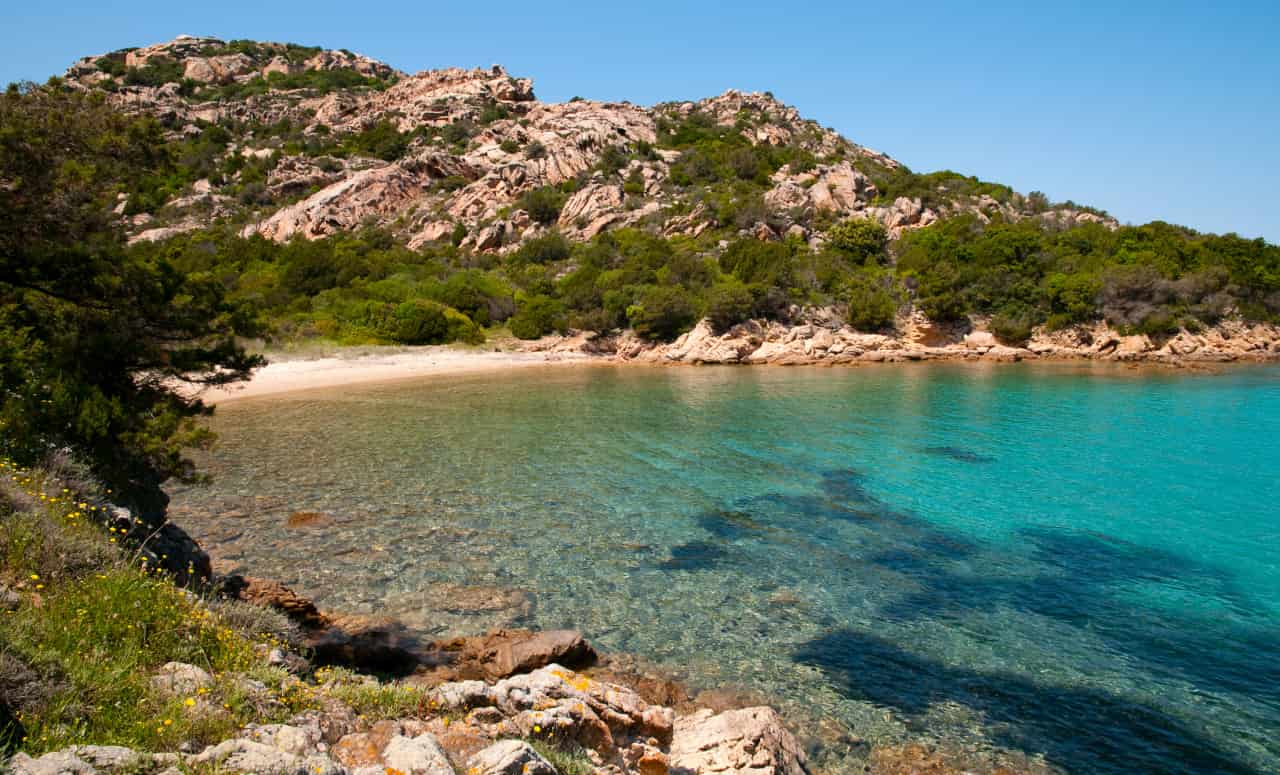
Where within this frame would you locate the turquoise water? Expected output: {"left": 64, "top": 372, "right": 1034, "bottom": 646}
{"left": 169, "top": 363, "right": 1280, "bottom": 774}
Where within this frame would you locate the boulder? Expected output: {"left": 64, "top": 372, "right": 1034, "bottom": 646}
{"left": 669, "top": 707, "right": 807, "bottom": 775}
{"left": 380, "top": 733, "right": 455, "bottom": 775}
{"left": 150, "top": 662, "right": 213, "bottom": 696}
{"left": 468, "top": 740, "right": 556, "bottom": 775}
{"left": 190, "top": 739, "right": 343, "bottom": 775}
{"left": 5, "top": 750, "right": 97, "bottom": 775}
{"left": 479, "top": 629, "right": 598, "bottom": 679}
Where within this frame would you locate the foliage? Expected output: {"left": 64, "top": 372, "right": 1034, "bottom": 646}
{"left": 520, "top": 186, "right": 568, "bottom": 226}
{"left": 628, "top": 285, "right": 698, "bottom": 340}
{"left": 509, "top": 294, "right": 565, "bottom": 339}
{"left": 845, "top": 269, "right": 900, "bottom": 331}
{"left": 0, "top": 86, "right": 261, "bottom": 510}
{"left": 705, "top": 281, "right": 755, "bottom": 332}
{"left": 827, "top": 218, "right": 888, "bottom": 263}
{"left": 509, "top": 232, "right": 571, "bottom": 265}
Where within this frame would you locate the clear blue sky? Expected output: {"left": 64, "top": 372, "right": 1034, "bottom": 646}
{"left": 5, "top": 0, "right": 1278, "bottom": 242}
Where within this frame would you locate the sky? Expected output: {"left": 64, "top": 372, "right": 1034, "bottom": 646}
{"left": 5, "top": 1, "right": 1278, "bottom": 242}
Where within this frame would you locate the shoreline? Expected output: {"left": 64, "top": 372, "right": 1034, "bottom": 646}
{"left": 202, "top": 330, "right": 1279, "bottom": 406}
{"left": 201, "top": 347, "right": 602, "bottom": 404}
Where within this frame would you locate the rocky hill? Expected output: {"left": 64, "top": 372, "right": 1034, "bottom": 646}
{"left": 61, "top": 35, "right": 1112, "bottom": 251}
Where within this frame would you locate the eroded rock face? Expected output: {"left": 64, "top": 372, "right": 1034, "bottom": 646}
{"left": 65, "top": 35, "right": 1113, "bottom": 257}
{"left": 669, "top": 707, "right": 809, "bottom": 775}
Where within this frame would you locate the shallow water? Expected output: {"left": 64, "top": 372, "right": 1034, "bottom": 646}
{"left": 170, "top": 362, "right": 1280, "bottom": 774}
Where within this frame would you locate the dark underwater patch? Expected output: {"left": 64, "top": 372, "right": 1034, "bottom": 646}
{"left": 921, "top": 445, "right": 996, "bottom": 463}
{"left": 656, "top": 540, "right": 731, "bottom": 571}
{"left": 794, "top": 629, "right": 1267, "bottom": 775}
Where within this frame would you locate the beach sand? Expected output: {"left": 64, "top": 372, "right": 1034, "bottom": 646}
{"left": 201, "top": 346, "right": 598, "bottom": 404}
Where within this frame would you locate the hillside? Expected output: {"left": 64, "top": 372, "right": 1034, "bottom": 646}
{"left": 8, "top": 34, "right": 1275, "bottom": 356}
{"left": 61, "top": 35, "right": 1111, "bottom": 250}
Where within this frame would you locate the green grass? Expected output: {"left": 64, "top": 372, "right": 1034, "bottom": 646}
{"left": 0, "top": 459, "right": 301, "bottom": 755}
{"left": 313, "top": 666, "right": 431, "bottom": 720}
{"left": 527, "top": 738, "right": 595, "bottom": 775}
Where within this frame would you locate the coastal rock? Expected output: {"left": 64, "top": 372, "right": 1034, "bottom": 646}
{"left": 190, "top": 739, "right": 343, "bottom": 775}
{"left": 218, "top": 574, "right": 328, "bottom": 629}
{"left": 381, "top": 733, "right": 455, "bottom": 775}
{"left": 669, "top": 707, "right": 808, "bottom": 775}
{"left": 5, "top": 750, "right": 98, "bottom": 775}
{"left": 468, "top": 740, "right": 556, "bottom": 775}
{"left": 478, "top": 629, "right": 598, "bottom": 680}
{"left": 411, "top": 628, "right": 596, "bottom": 684}
{"left": 427, "top": 664, "right": 675, "bottom": 755}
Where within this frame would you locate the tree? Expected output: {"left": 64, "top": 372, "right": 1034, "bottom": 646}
{"left": 705, "top": 281, "right": 754, "bottom": 332}
{"left": 628, "top": 285, "right": 698, "bottom": 341}
{"left": 0, "top": 85, "right": 261, "bottom": 519}
{"left": 845, "top": 270, "right": 899, "bottom": 331}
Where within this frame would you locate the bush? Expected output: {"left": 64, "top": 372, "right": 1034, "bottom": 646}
{"left": 385, "top": 300, "right": 449, "bottom": 344}
{"left": 628, "top": 285, "right": 698, "bottom": 341}
{"left": 845, "top": 270, "right": 899, "bottom": 331}
{"left": 990, "top": 306, "right": 1037, "bottom": 345}
{"left": 719, "top": 239, "right": 794, "bottom": 286}
{"left": 509, "top": 295, "right": 565, "bottom": 339}
{"left": 520, "top": 186, "right": 568, "bottom": 226}
{"left": 509, "top": 231, "right": 571, "bottom": 265}
{"left": 524, "top": 140, "right": 547, "bottom": 159}
{"left": 827, "top": 218, "right": 888, "bottom": 263}
{"left": 597, "top": 145, "right": 628, "bottom": 176}
{"left": 705, "top": 281, "right": 755, "bottom": 332}
{"left": 123, "top": 57, "right": 184, "bottom": 87}
{"left": 340, "top": 120, "right": 410, "bottom": 161}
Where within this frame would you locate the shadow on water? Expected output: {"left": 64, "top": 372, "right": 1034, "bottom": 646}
{"left": 921, "top": 445, "right": 997, "bottom": 464}
{"left": 685, "top": 466, "right": 1280, "bottom": 773}
{"left": 655, "top": 540, "right": 731, "bottom": 571}
{"left": 794, "top": 629, "right": 1265, "bottom": 775}
{"left": 873, "top": 528, "right": 1280, "bottom": 702}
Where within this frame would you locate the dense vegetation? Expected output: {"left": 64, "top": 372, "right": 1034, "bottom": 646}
{"left": 0, "top": 85, "right": 260, "bottom": 516}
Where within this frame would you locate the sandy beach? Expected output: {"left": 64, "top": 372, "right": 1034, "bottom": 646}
{"left": 201, "top": 346, "right": 599, "bottom": 404}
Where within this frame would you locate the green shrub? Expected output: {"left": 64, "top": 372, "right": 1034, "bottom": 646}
{"left": 845, "top": 270, "right": 899, "bottom": 331}
{"left": 510, "top": 232, "right": 571, "bottom": 265}
{"left": 123, "top": 57, "right": 184, "bottom": 87}
{"left": 705, "top": 281, "right": 755, "bottom": 332}
{"left": 827, "top": 218, "right": 888, "bottom": 263}
{"left": 387, "top": 300, "right": 449, "bottom": 344}
{"left": 519, "top": 186, "right": 568, "bottom": 226}
{"left": 989, "top": 306, "right": 1037, "bottom": 345}
{"left": 719, "top": 239, "right": 794, "bottom": 287}
{"left": 339, "top": 120, "right": 410, "bottom": 161}
{"left": 524, "top": 140, "right": 547, "bottom": 159}
{"left": 597, "top": 145, "right": 628, "bottom": 176}
{"left": 509, "top": 295, "right": 565, "bottom": 339}
{"left": 499, "top": 139, "right": 520, "bottom": 154}
{"left": 628, "top": 285, "right": 698, "bottom": 341}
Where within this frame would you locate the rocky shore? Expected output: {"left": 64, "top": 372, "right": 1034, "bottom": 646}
{"left": 530, "top": 314, "right": 1280, "bottom": 367}
{"left": 7, "top": 543, "right": 812, "bottom": 775}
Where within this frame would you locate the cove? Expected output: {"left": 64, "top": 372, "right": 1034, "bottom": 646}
{"left": 169, "top": 362, "right": 1280, "bottom": 774}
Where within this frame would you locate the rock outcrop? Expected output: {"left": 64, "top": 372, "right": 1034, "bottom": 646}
{"left": 585, "top": 315, "right": 1280, "bottom": 366}
{"left": 60, "top": 36, "right": 1116, "bottom": 256}
{"left": 11, "top": 664, "right": 810, "bottom": 775}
